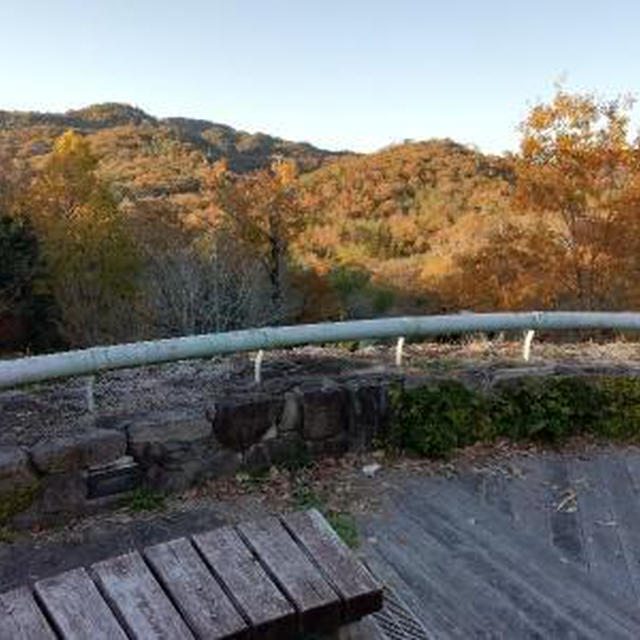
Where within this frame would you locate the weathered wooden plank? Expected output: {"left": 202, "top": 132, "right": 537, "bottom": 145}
{"left": 359, "top": 543, "right": 463, "bottom": 639}
{"left": 281, "top": 509, "right": 382, "bottom": 620}
{"left": 543, "top": 456, "right": 587, "bottom": 565}
{"left": 91, "top": 550, "right": 194, "bottom": 639}
{"left": 378, "top": 495, "right": 555, "bottom": 638}
{"left": 144, "top": 537, "right": 249, "bottom": 639}
{"left": 597, "top": 453, "right": 640, "bottom": 600}
{"left": 568, "top": 456, "right": 636, "bottom": 604}
{"left": 482, "top": 473, "right": 515, "bottom": 519}
{"left": 34, "top": 567, "right": 128, "bottom": 640}
{"left": 193, "top": 525, "right": 296, "bottom": 639}
{"left": 504, "top": 457, "right": 550, "bottom": 546}
{"left": 237, "top": 516, "right": 341, "bottom": 632}
{"left": 0, "top": 587, "right": 56, "bottom": 640}
{"left": 400, "top": 476, "right": 640, "bottom": 637}
{"left": 623, "top": 449, "right": 640, "bottom": 494}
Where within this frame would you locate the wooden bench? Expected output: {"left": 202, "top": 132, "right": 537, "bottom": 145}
{"left": 0, "top": 509, "right": 383, "bottom": 639}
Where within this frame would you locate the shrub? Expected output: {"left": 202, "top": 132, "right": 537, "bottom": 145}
{"left": 390, "top": 380, "right": 489, "bottom": 457}
{"left": 390, "top": 375, "right": 640, "bottom": 458}
{"left": 596, "top": 376, "right": 640, "bottom": 440}
{"left": 489, "top": 376, "right": 603, "bottom": 442}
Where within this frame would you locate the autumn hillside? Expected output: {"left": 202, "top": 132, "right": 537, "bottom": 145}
{"left": 295, "top": 140, "right": 514, "bottom": 307}
{"left": 3, "top": 91, "right": 640, "bottom": 352}
{"left": 1, "top": 103, "right": 517, "bottom": 318}
{"left": 0, "top": 103, "right": 346, "bottom": 217}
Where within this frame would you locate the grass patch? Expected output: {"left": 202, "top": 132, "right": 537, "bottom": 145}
{"left": 0, "top": 525, "right": 16, "bottom": 543}
{"left": 124, "top": 487, "right": 167, "bottom": 512}
{"left": 292, "top": 479, "right": 324, "bottom": 511}
{"left": 291, "top": 477, "right": 359, "bottom": 548}
{"left": 236, "top": 467, "right": 272, "bottom": 490}
{"left": 278, "top": 442, "right": 313, "bottom": 473}
{"left": 326, "top": 511, "right": 359, "bottom": 548}
{"left": 0, "top": 481, "right": 41, "bottom": 526}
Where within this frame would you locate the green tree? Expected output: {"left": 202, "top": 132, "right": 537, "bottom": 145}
{"left": 0, "top": 153, "right": 58, "bottom": 350}
{"left": 0, "top": 213, "right": 59, "bottom": 347}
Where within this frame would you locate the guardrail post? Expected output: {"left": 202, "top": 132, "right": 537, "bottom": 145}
{"left": 523, "top": 330, "right": 535, "bottom": 362}
{"left": 86, "top": 375, "right": 96, "bottom": 413}
{"left": 254, "top": 349, "right": 264, "bottom": 384}
{"left": 395, "top": 336, "right": 405, "bottom": 367}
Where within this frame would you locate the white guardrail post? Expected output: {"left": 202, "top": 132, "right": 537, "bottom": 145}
{"left": 523, "top": 330, "right": 535, "bottom": 362}
{"left": 2, "top": 312, "right": 640, "bottom": 390}
{"left": 254, "top": 349, "right": 264, "bottom": 384}
{"left": 395, "top": 336, "right": 405, "bottom": 367}
{"left": 86, "top": 375, "right": 96, "bottom": 413}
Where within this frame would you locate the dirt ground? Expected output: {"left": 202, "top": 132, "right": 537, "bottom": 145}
{"left": 0, "top": 436, "right": 605, "bottom": 593}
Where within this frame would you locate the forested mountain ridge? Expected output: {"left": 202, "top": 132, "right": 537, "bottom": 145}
{"left": 0, "top": 103, "right": 515, "bottom": 306}
{"left": 0, "top": 103, "right": 346, "bottom": 171}
{"left": 295, "top": 139, "right": 515, "bottom": 302}
{"left": 0, "top": 102, "right": 348, "bottom": 215}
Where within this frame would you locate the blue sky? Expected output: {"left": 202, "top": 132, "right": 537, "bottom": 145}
{"left": 1, "top": 0, "right": 638, "bottom": 154}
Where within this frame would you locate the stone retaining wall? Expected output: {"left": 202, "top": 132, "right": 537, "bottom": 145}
{"left": 0, "top": 374, "right": 394, "bottom": 528}
{"left": 3, "top": 362, "right": 640, "bottom": 529}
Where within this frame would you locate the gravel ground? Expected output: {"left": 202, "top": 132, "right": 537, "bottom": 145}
{"left": 0, "top": 349, "right": 379, "bottom": 447}
{"left": 2, "top": 339, "right": 640, "bottom": 447}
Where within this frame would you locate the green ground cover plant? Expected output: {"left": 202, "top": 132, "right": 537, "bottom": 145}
{"left": 390, "top": 375, "right": 640, "bottom": 458}
{"left": 123, "top": 487, "right": 167, "bottom": 512}
{"left": 0, "top": 481, "right": 41, "bottom": 527}
{"left": 291, "top": 474, "right": 359, "bottom": 548}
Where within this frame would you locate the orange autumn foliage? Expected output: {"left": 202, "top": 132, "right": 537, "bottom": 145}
{"left": 205, "top": 157, "right": 309, "bottom": 309}
{"left": 447, "top": 90, "right": 640, "bottom": 311}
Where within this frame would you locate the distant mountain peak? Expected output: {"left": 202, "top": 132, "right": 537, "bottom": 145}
{"left": 65, "top": 103, "right": 156, "bottom": 127}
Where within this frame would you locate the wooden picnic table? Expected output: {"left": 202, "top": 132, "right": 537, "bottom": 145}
{"left": 0, "top": 508, "right": 382, "bottom": 639}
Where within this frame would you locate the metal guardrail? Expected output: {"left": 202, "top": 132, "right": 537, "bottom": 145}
{"left": 1, "top": 311, "right": 640, "bottom": 390}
